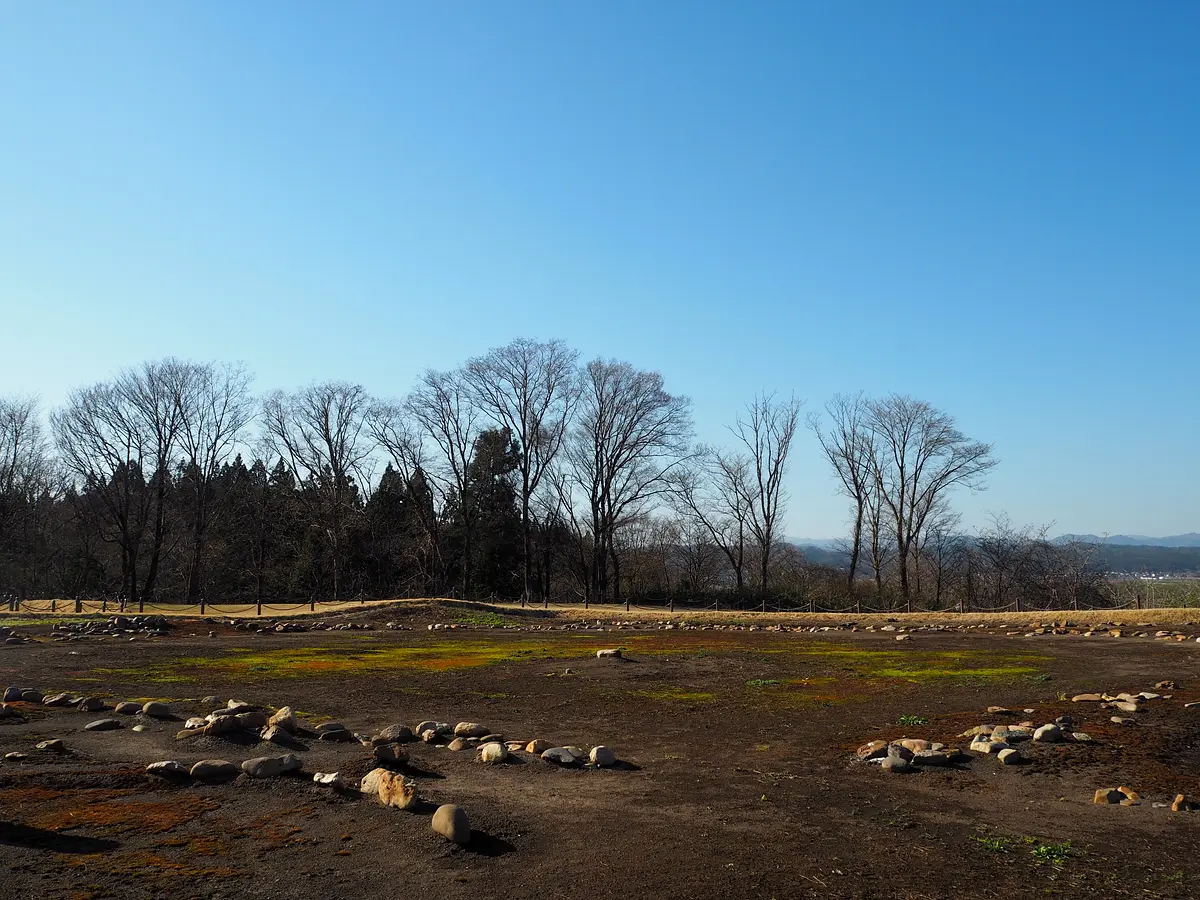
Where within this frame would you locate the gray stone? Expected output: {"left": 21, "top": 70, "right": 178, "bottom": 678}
{"left": 0, "top": 703, "right": 23, "bottom": 720}
{"left": 42, "top": 693, "right": 74, "bottom": 707}
{"left": 261, "top": 725, "right": 294, "bottom": 745}
{"left": 313, "top": 772, "right": 344, "bottom": 789}
{"left": 234, "top": 711, "right": 269, "bottom": 730}
{"left": 114, "top": 701, "right": 142, "bottom": 715}
{"left": 84, "top": 719, "right": 122, "bottom": 732}
{"left": 141, "top": 701, "right": 172, "bottom": 719}
{"left": 454, "top": 722, "right": 489, "bottom": 738}
{"left": 880, "top": 755, "right": 912, "bottom": 772}
{"left": 589, "top": 745, "right": 616, "bottom": 767}
{"left": 190, "top": 759, "right": 240, "bottom": 781}
{"left": 373, "top": 724, "right": 414, "bottom": 744}
{"left": 241, "top": 754, "right": 303, "bottom": 778}
{"left": 373, "top": 742, "right": 409, "bottom": 764}
{"left": 146, "top": 760, "right": 190, "bottom": 779}
{"left": 431, "top": 804, "right": 470, "bottom": 844}
{"left": 131, "top": 725, "right": 148, "bottom": 733}
{"left": 596, "top": 648, "right": 623, "bottom": 659}
{"left": 1033, "top": 724, "right": 1062, "bottom": 743}
{"left": 1, "top": 686, "right": 25, "bottom": 703}
{"left": 268, "top": 706, "right": 298, "bottom": 733}
{"left": 201, "top": 695, "right": 222, "bottom": 705}
{"left": 19, "top": 690, "right": 44, "bottom": 704}
{"left": 541, "top": 747, "right": 581, "bottom": 766}
{"left": 318, "top": 727, "right": 357, "bottom": 743}
{"left": 998, "top": 748, "right": 1022, "bottom": 765}
{"left": 77, "top": 697, "right": 105, "bottom": 712}
{"left": 35, "top": 739, "right": 65, "bottom": 752}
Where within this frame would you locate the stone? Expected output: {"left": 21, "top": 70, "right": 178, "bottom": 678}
{"left": 1094, "top": 788, "right": 1123, "bottom": 804}
{"left": 316, "top": 721, "right": 347, "bottom": 733}
{"left": 1172, "top": 794, "right": 1190, "bottom": 812}
{"left": 42, "top": 693, "right": 74, "bottom": 707}
{"left": 114, "top": 701, "right": 142, "bottom": 715}
{"left": 1033, "top": 724, "right": 1062, "bottom": 743}
{"left": 542, "top": 747, "right": 581, "bottom": 766}
{"left": 132, "top": 725, "right": 148, "bottom": 733}
{"left": 376, "top": 770, "right": 418, "bottom": 809}
{"left": 526, "top": 739, "right": 550, "bottom": 754}
{"left": 190, "top": 759, "right": 240, "bottom": 781}
{"left": 2, "top": 686, "right": 25, "bottom": 703}
{"left": 314, "top": 772, "right": 344, "bottom": 789}
{"left": 856, "top": 740, "right": 888, "bottom": 760}
{"left": 5, "top": 752, "right": 28, "bottom": 761}
{"left": 1072, "top": 693, "right": 1104, "bottom": 702}
{"left": 268, "top": 706, "right": 298, "bottom": 733}
{"left": 998, "top": 748, "right": 1022, "bottom": 765}
{"left": 479, "top": 742, "right": 508, "bottom": 764}
{"left": 1071, "top": 732, "right": 1093, "bottom": 742}
{"left": 146, "top": 760, "right": 190, "bottom": 779}
{"left": 431, "top": 804, "right": 470, "bottom": 844}
{"left": 242, "top": 754, "right": 303, "bottom": 778}
{"left": 359, "top": 767, "right": 387, "bottom": 795}
{"left": 84, "top": 719, "right": 122, "bottom": 732}
{"left": 373, "top": 724, "right": 414, "bottom": 743}
{"left": 227, "top": 699, "right": 252, "bottom": 711}
{"left": 202, "top": 716, "right": 240, "bottom": 737}
{"left": 1111, "top": 701, "right": 1140, "bottom": 713}
{"left": 319, "top": 727, "right": 358, "bottom": 742}
{"left": 1117, "top": 786, "right": 1140, "bottom": 805}
{"left": 505, "top": 741, "right": 526, "bottom": 752}
{"left": 19, "top": 690, "right": 42, "bottom": 703}
{"left": 447, "top": 737, "right": 468, "bottom": 751}
{"left": 77, "top": 697, "right": 105, "bottom": 712}
{"left": 142, "top": 701, "right": 172, "bottom": 718}
{"left": 421, "top": 729, "right": 440, "bottom": 744}
{"left": 590, "top": 745, "right": 616, "bottom": 767}
{"left": 201, "top": 695, "right": 222, "bottom": 705}
{"left": 260, "top": 725, "right": 293, "bottom": 745}
{"left": 373, "top": 742, "right": 410, "bottom": 764}
{"left": 563, "top": 746, "right": 586, "bottom": 760}
{"left": 454, "top": 722, "right": 489, "bottom": 738}
{"left": 880, "top": 755, "right": 911, "bottom": 772}
{"left": 596, "top": 648, "right": 623, "bottom": 658}
{"left": 234, "top": 711, "right": 269, "bottom": 730}
{"left": 414, "top": 720, "right": 438, "bottom": 735}
{"left": 912, "top": 750, "right": 951, "bottom": 766}
{"left": 895, "top": 739, "right": 931, "bottom": 753}
{"left": 35, "top": 739, "right": 65, "bottom": 752}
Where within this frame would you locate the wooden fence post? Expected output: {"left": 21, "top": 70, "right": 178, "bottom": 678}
{"left": 51, "top": 598, "right": 56, "bottom": 613}
{"left": 199, "top": 598, "right": 205, "bottom": 615}
{"left": 257, "top": 601, "right": 263, "bottom": 616}
{"left": 310, "top": 599, "right": 316, "bottom": 612}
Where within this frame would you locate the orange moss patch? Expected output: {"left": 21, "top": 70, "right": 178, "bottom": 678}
{"left": 5, "top": 787, "right": 220, "bottom": 836}
{"left": 62, "top": 850, "right": 243, "bottom": 879}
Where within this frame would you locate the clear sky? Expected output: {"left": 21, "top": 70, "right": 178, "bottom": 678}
{"left": 1, "top": 2, "right": 1197, "bottom": 539}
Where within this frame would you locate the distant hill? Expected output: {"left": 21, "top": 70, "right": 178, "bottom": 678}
{"left": 1055, "top": 533, "right": 1200, "bottom": 548}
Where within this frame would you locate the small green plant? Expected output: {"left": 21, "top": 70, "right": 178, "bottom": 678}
{"left": 971, "top": 834, "right": 1012, "bottom": 853}
{"left": 897, "top": 714, "right": 929, "bottom": 727}
{"left": 746, "top": 679, "right": 781, "bottom": 687}
{"left": 1028, "top": 673, "right": 1052, "bottom": 683}
{"left": 1030, "top": 840, "right": 1073, "bottom": 866}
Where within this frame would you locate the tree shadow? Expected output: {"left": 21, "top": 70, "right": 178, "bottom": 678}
{"left": 465, "top": 830, "right": 516, "bottom": 857}
{"left": 0, "top": 821, "right": 120, "bottom": 854}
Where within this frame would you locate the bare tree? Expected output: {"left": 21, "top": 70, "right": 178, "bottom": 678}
{"left": 262, "top": 382, "right": 374, "bottom": 600}
{"left": 464, "top": 338, "right": 579, "bottom": 604}
{"left": 866, "top": 395, "right": 997, "bottom": 603}
{"left": 809, "top": 393, "right": 874, "bottom": 593}
{"left": 728, "top": 393, "right": 801, "bottom": 607}
{"left": 177, "top": 362, "right": 255, "bottom": 601}
{"left": 403, "top": 369, "right": 479, "bottom": 596}
{"left": 671, "top": 449, "right": 751, "bottom": 593}
{"left": 565, "top": 359, "right": 693, "bottom": 603}
{"left": 0, "top": 395, "right": 57, "bottom": 596}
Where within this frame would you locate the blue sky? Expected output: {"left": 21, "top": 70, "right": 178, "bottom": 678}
{"left": 1, "top": 2, "right": 1197, "bottom": 538}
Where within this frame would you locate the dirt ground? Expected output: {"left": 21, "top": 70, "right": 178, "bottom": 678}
{"left": 2, "top": 602, "right": 1199, "bottom": 899}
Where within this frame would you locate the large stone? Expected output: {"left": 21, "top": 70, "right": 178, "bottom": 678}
{"left": 912, "top": 750, "right": 952, "bottom": 766}
{"left": 1033, "top": 724, "right": 1062, "bottom": 743}
{"left": 880, "top": 754, "right": 911, "bottom": 772}
{"left": 315, "top": 721, "right": 347, "bottom": 733}
{"left": 596, "top": 648, "right": 623, "bottom": 659}
{"left": 234, "top": 711, "right": 269, "bottom": 730}
{"left": 376, "top": 770, "right": 418, "bottom": 809}
{"left": 895, "top": 739, "right": 931, "bottom": 753}
{"left": 146, "top": 760, "right": 190, "bottom": 779}
{"left": 480, "top": 742, "right": 508, "bottom": 764}
{"left": 998, "top": 748, "right": 1022, "bottom": 765}
{"left": 0, "top": 704, "right": 23, "bottom": 720}
{"left": 373, "top": 742, "right": 410, "bottom": 764}
{"left": 19, "top": 690, "right": 44, "bottom": 704}
{"left": 431, "top": 804, "right": 470, "bottom": 844}
{"left": 242, "top": 754, "right": 303, "bottom": 778}
{"left": 314, "top": 772, "right": 344, "bottom": 789}
{"left": 268, "top": 706, "right": 298, "bottom": 733}
{"left": 589, "top": 745, "right": 616, "bottom": 767}
{"left": 541, "top": 747, "right": 581, "bottom": 766}
{"left": 203, "top": 716, "right": 240, "bottom": 737}
{"left": 525, "top": 739, "right": 550, "bottom": 754}
{"left": 447, "top": 737, "right": 468, "bottom": 751}
{"left": 190, "top": 759, "right": 240, "bottom": 781}
{"left": 77, "top": 697, "right": 105, "bottom": 712}
{"left": 35, "top": 739, "right": 65, "bottom": 752}
{"left": 142, "top": 701, "right": 172, "bottom": 719}
{"left": 360, "top": 767, "right": 387, "bottom": 795}
{"left": 373, "top": 724, "right": 414, "bottom": 744}
{"left": 42, "top": 693, "right": 75, "bottom": 707}
{"left": 84, "top": 719, "right": 122, "bottom": 732}
{"left": 318, "top": 727, "right": 357, "bottom": 743}
{"left": 114, "top": 701, "right": 142, "bottom": 715}
{"left": 2, "top": 686, "right": 25, "bottom": 703}
{"left": 454, "top": 722, "right": 489, "bottom": 739}
{"left": 1072, "top": 693, "right": 1104, "bottom": 702}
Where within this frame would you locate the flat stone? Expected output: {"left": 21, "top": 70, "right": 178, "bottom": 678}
{"left": 43, "top": 693, "right": 74, "bottom": 707}
{"left": 373, "top": 724, "right": 414, "bottom": 743}
{"left": 114, "top": 701, "right": 141, "bottom": 715}
{"left": 447, "top": 737, "right": 468, "bottom": 751}
{"left": 1094, "top": 788, "right": 1123, "bottom": 804}
{"left": 1072, "top": 693, "right": 1104, "bottom": 702}
{"left": 2, "top": 687, "right": 26, "bottom": 703}
{"left": 912, "top": 750, "right": 951, "bottom": 766}
{"left": 131, "top": 724, "right": 148, "bottom": 733}
{"left": 242, "top": 754, "right": 303, "bottom": 778}
{"left": 234, "top": 711, "right": 269, "bottom": 730}
{"left": 596, "top": 648, "right": 623, "bottom": 659}
{"left": 313, "top": 772, "right": 344, "bottom": 789}
{"left": 19, "top": 690, "right": 43, "bottom": 704}
{"left": 268, "top": 706, "right": 298, "bottom": 733}
{"left": 318, "top": 727, "right": 357, "bottom": 742}
{"left": 190, "top": 759, "right": 240, "bottom": 781}
{"left": 84, "top": 719, "right": 122, "bottom": 732}
{"left": 316, "top": 721, "right": 347, "bottom": 733}
{"left": 431, "top": 804, "right": 470, "bottom": 844}
{"left": 146, "top": 760, "right": 190, "bottom": 779}
{"left": 77, "top": 697, "right": 105, "bottom": 712}
{"left": 880, "top": 755, "right": 911, "bottom": 772}
{"left": 856, "top": 740, "right": 889, "bottom": 760}
{"left": 35, "top": 739, "right": 65, "bottom": 752}
{"left": 542, "top": 747, "right": 581, "bottom": 766}
{"left": 5, "top": 752, "right": 28, "bottom": 761}
{"left": 454, "top": 722, "right": 489, "bottom": 738}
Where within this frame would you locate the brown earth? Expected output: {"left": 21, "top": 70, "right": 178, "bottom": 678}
{"left": 1, "top": 602, "right": 1199, "bottom": 899}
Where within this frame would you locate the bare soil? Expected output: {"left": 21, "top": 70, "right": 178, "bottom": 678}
{"left": 2, "top": 602, "right": 1199, "bottom": 899}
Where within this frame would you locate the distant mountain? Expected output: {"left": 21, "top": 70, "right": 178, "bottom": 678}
{"left": 1055, "top": 533, "right": 1200, "bottom": 548}
{"left": 786, "top": 537, "right": 842, "bottom": 549}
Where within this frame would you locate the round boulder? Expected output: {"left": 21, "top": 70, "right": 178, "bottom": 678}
{"left": 431, "top": 804, "right": 470, "bottom": 844}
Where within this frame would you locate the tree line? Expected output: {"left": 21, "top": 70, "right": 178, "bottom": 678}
{"left": 0, "top": 339, "right": 1114, "bottom": 610}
